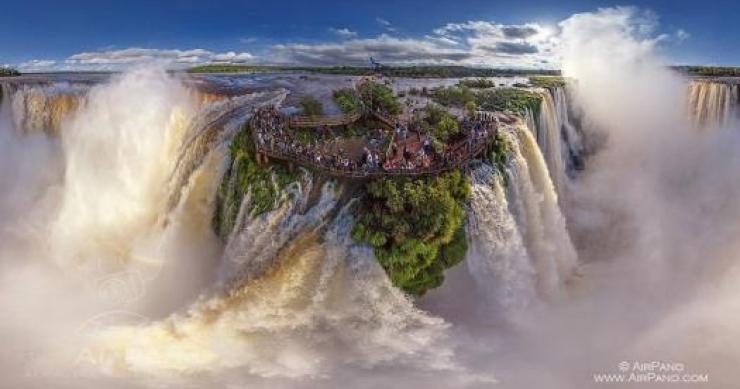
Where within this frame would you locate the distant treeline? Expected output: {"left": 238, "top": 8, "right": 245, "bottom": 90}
{"left": 0, "top": 67, "right": 20, "bottom": 77}
{"left": 674, "top": 66, "right": 740, "bottom": 77}
{"left": 187, "top": 64, "right": 561, "bottom": 78}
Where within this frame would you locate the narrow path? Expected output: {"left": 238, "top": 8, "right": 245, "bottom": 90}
{"left": 251, "top": 108, "right": 498, "bottom": 178}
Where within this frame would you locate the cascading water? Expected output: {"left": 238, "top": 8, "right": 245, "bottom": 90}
{"left": 467, "top": 163, "right": 537, "bottom": 309}
{"left": 1, "top": 65, "right": 581, "bottom": 388}
{"left": 688, "top": 80, "right": 740, "bottom": 128}
{"left": 468, "top": 122, "right": 578, "bottom": 305}
{"left": 526, "top": 87, "right": 584, "bottom": 196}
{"left": 2, "top": 82, "right": 88, "bottom": 135}
{"left": 86, "top": 203, "right": 457, "bottom": 380}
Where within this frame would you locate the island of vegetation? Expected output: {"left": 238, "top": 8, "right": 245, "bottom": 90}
{"left": 674, "top": 66, "right": 740, "bottom": 77}
{"left": 529, "top": 75, "right": 567, "bottom": 88}
{"left": 213, "top": 77, "right": 526, "bottom": 295}
{"left": 0, "top": 67, "right": 20, "bottom": 77}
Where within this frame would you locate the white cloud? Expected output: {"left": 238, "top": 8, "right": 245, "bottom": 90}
{"left": 330, "top": 28, "right": 358, "bottom": 39}
{"left": 14, "top": 11, "right": 686, "bottom": 71}
{"left": 273, "top": 20, "right": 562, "bottom": 68}
{"left": 18, "top": 59, "right": 57, "bottom": 71}
{"left": 376, "top": 17, "right": 397, "bottom": 33}
{"left": 62, "top": 48, "right": 255, "bottom": 70}
{"left": 272, "top": 34, "right": 474, "bottom": 66}
{"left": 676, "top": 29, "right": 690, "bottom": 42}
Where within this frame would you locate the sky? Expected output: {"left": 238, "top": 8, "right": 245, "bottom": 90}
{"left": 1, "top": 0, "right": 737, "bottom": 72}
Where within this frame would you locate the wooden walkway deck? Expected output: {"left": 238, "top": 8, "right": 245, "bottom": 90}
{"left": 251, "top": 109, "right": 497, "bottom": 179}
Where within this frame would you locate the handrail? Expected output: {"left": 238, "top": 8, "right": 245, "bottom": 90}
{"left": 250, "top": 107, "right": 497, "bottom": 179}
{"left": 287, "top": 112, "right": 361, "bottom": 128}
{"left": 254, "top": 136, "right": 494, "bottom": 178}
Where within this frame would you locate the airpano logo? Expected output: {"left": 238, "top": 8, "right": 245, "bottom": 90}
{"left": 593, "top": 360, "right": 709, "bottom": 385}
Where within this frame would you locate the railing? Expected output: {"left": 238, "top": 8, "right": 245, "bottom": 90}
{"left": 287, "top": 112, "right": 361, "bottom": 128}
{"left": 251, "top": 107, "right": 497, "bottom": 179}
{"left": 254, "top": 134, "right": 495, "bottom": 179}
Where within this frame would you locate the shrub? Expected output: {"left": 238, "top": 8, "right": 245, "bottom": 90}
{"left": 352, "top": 171, "right": 471, "bottom": 295}
{"left": 529, "top": 76, "right": 567, "bottom": 88}
{"left": 458, "top": 78, "right": 495, "bottom": 89}
{"left": 475, "top": 88, "right": 542, "bottom": 117}
{"left": 358, "top": 80, "right": 401, "bottom": 115}
{"left": 0, "top": 67, "right": 20, "bottom": 77}
{"left": 422, "top": 104, "right": 459, "bottom": 142}
{"left": 432, "top": 85, "right": 476, "bottom": 107}
{"left": 332, "top": 88, "right": 362, "bottom": 114}
{"left": 299, "top": 95, "right": 324, "bottom": 116}
{"left": 212, "top": 123, "right": 298, "bottom": 238}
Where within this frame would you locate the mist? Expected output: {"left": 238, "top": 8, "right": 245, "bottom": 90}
{"left": 501, "top": 6, "right": 740, "bottom": 387}
{"left": 1, "top": 7, "right": 739, "bottom": 389}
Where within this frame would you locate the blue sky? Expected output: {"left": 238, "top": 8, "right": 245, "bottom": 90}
{"left": 1, "top": 0, "right": 737, "bottom": 71}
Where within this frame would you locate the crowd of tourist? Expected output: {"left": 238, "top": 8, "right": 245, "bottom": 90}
{"left": 250, "top": 107, "right": 497, "bottom": 175}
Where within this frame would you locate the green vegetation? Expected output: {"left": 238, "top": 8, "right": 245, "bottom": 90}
{"left": 332, "top": 88, "right": 362, "bottom": 114}
{"left": 676, "top": 66, "right": 740, "bottom": 77}
{"left": 298, "top": 95, "right": 324, "bottom": 116}
{"left": 458, "top": 78, "right": 495, "bottom": 89}
{"left": 529, "top": 76, "right": 567, "bottom": 88}
{"left": 432, "top": 85, "right": 542, "bottom": 118}
{"left": 476, "top": 88, "right": 542, "bottom": 117}
{"left": 212, "top": 123, "right": 298, "bottom": 238}
{"left": 432, "top": 85, "right": 476, "bottom": 107}
{"left": 358, "top": 80, "right": 401, "bottom": 115}
{"left": 352, "top": 171, "right": 471, "bottom": 296}
{"left": 187, "top": 64, "right": 560, "bottom": 78}
{"left": 0, "top": 67, "right": 20, "bottom": 77}
{"left": 419, "top": 104, "right": 460, "bottom": 146}
{"left": 489, "top": 131, "right": 512, "bottom": 179}
{"left": 465, "top": 100, "right": 478, "bottom": 117}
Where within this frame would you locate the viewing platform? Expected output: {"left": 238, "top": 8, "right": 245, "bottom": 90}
{"left": 250, "top": 107, "right": 498, "bottom": 179}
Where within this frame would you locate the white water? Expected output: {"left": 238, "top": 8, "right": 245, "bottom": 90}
{"left": 6, "top": 83, "right": 87, "bottom": 135}
{"left": 527, "top": 87, "right": 584, "bottom": 196}
{"left": 499, "top": 123, "right": 577, "bottom": 298}
{"left": 6, "top": 13, "right": 740, "bottom": 385}
{"left": 688, "top": 80, "right": 739, "bottom": 128}
{"left": 87, "top": 204, "right": 458, "bottom": 381}
{"left": 467, "top": 163, "right": 537, "bottom": 309}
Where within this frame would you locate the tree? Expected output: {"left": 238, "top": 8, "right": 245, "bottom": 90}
{"left": 0, "top": 67, "right": 20, "bottom": 77}
{"left": 332, "top": 88, "right": 361, "bottom": 114}
{"left": 437, "top": 115, "right": 459, "bottom": 141}
{"left": 352, "top": 171, "right": 471, "bottom": 295}
{"left": 358, "top": 80, "right": 401, "bottom": 115}
{"left": 423, "top": 104, "right": 459, "bottom": 142}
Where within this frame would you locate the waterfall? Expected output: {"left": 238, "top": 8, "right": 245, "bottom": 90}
{"left": 3, "top": 83, "right": 88, "bottom": 135}
{"left": 527, "top": 87, "right": 584, "bottom": 195}
{"left": 49, "top": 68, "right": 198, "bottom": 273}
{"left": 219, "top": 176, "right": 335, "bottom": 287}
{"left": 467, "top": 163, "right": 537, "bottom": 308}
{"left": 688, "top": 80, "right": 740, "bottom": 128}
{"left": 163, "top": 89, "right": 289, "bottom": 216}
{"left": 468, "top": 122, "right": 578, "bottom": 304}
{"left": 86, "top": 203, "right": 456, "bottom": 379}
